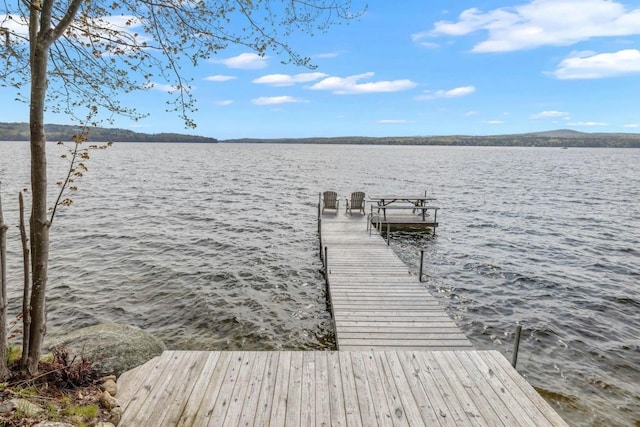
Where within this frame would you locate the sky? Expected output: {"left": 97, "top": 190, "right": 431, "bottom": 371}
{"left": 2, "top": 0, "right": 640, "bottom": 139}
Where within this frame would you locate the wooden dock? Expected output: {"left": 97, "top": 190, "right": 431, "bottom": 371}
{"left": 320, "top": 213, "right": 470, "bottom": 350}
{"left": 115, "top": 205, "right": 568, "bottom": 426}
{"left": 117, "top": 349, "right": 568, "bottom": 426}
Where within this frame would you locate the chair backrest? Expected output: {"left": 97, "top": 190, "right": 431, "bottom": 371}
{"left": 323, "top": 191, "right": 338, "bottom": 209}
{"left": 350, "top": 191, "right": 365, "bottom": 208}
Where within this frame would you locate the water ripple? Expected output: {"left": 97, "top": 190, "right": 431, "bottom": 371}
{"left": 1, "top": 142, "right": 638, "bottom": 426}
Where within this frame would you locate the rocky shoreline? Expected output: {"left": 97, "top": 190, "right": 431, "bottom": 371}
{"left": 0, "top": 323, "right": 165, "bottom": 426}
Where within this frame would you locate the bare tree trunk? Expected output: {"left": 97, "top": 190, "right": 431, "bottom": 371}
{"left": 0, "top": 184, "right": 10, "bottom": 379}
{"left": 19, "top": 192, "right": 31, "bottom": 367}
{"left": 27, "top": 33, "right": 51, "bottom": 376}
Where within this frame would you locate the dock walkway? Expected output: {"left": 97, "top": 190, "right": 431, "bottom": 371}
{"left": 116, "top": 207, "right": 568, "bottom": 426}
{"left": 320, "top": 213, "right": 471, "bottom": 350}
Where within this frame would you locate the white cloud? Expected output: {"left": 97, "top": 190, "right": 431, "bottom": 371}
{"left": 624, "top": 123, "right": 640, "bottom": 128}
{"left": 253, "top": 72, "right": 328, "bottom": 87}
{"left": 1, "top": 14, "right": 29, "bottom": 39}
{"left": 204, "top": 75, "right": 237, "bottom": 82}
{"left": 215, "top": 100, "right": 233, "bottom": 106}
{"left": 417, "top": 85, "right": 475, "bottom": 100}
{"left": 551, "top": 49, "right": 640, "bottom": 79}
{"left": 419, "top": 0, "right": 640, "bottom": 52}
{"left": 464, "top": 111, "right": 479, "bottom": 116}
{"left": 308, "top": 72, "right": 417, "bottom": 94}
{"left": 213, "top": 53, "right": 269, "bottom": 69}
{"left": 251, "top": 96, "right": 308, "bottom": 106}
{"left": 411, "top": 35, "right": 440, "bottom": 49}
{"left": 568, "top": 121, "right": 608, "bottom": 126}
{"left": 531, "top": 110, "right": 571, "bottom": 119}
{"left": 486, "top": 120, "right": 504, "bottom": 124}
{"left": 315, "top": 51, "right": 343, "bottom": 58}
{"left": 378, "top": 119, "right": 412, "bottom": 124}
{"left": 143, "top": 82, "right": 182, "bottom": 92}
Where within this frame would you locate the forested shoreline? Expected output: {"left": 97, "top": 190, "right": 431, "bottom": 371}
{"left": 2, "top": 122, "right": 640, "bottom": 147}
{"left": 222, "top": 132, "right": 640, "bottom": 147}
{"left": 0, "top": 122, "right": 218, "bottom": 143}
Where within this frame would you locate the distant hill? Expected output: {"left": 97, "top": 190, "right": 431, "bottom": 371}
{"left": 222, "top": 130, "right": 640, "bottom": 148}
{"left": 521, "top": 129, "right": 588, "bottom": 138}
{"left": 0, "top": 122, "right": 218, "bottom": 143}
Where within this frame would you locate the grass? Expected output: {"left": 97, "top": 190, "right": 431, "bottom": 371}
{"left": 0, "top": 347, "right": 112, "bottom": 426}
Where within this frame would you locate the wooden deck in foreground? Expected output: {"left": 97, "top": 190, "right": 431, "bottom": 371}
{"left": 115, "top": 207, "right": 568, "bottom": 426}
{"left": 117, "top": 349, "right": 568, "bottom": 426}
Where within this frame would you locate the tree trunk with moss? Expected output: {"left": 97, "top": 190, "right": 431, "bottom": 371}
{"left": 26, "top": 4, "right": 53, "bottom": 376}
{"left": 0, "top": 184, "right": 10, "bottom": 379}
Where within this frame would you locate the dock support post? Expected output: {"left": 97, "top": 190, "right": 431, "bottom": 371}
{"left": 324, "top": 246, "right": 329, "bottom": 287}
{"left": 419, "top": 250, "right": 424, "bottom": 282}
{"left": 433, "top": 209, "right": 437, "bottom": 236}
{"left": 386, "top": 222, "right": 390, "bottom": 245}
{"left": 511, "top": 324, "right": 522, "bottom": 368}
{"left": 319, "top": 218, "right": 323, "bottom": 262}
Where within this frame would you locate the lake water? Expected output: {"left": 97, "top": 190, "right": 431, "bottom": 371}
{"left": 0, "top": 141, "right": 638, "bottom": 426}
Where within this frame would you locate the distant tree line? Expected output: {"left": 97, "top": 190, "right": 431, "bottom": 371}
{"left": 223, "top": 134, "right": 640, "bottom": 148}
{"left": 3, "top": 122, "right": 640, "bottom": 147}
{"left": 0, "top": 123, "right": 218, "bottom": 143}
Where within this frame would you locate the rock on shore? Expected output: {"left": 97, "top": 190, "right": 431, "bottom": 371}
{"left": 45, "top": 323, "right": 166, "bottom": 377}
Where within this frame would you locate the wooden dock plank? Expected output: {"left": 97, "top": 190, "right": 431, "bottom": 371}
{"left": 395, "top": 351, "right": 461, "bottom": 427}
{"left": 385, "top": 351, "right": 441, "bottom": 426}
{"left": 326, "top": 351, "right": 349, "bottom": 426}
{"left": 485, "top": 351, "right": 570, "bottom": 427}
{"left": 314, "top": 352, "right": 331, "bottom": 427}
{"left": 188, "top": 351, "right": 234, "bottom": 426}
{"left": 235, "top": 352, "right": 269, "bottom": 427}
{"left": 285, "top": 351, "right": 304, "bottom": 427}
{"left": 348, "top": 352, "right": 379, "bottom": 426}
{"left": 252, "top": 351, "right": 280, "bottom": 427}
{"left": 124, "top": 351, "right": 195, "bottom": 424}
{"left": 176, "top": 352, "right": 223, "bottom": 427}
{"left": 337, "top": 352, "right": 364, "bottom": 427}
{"left": 367, "top": 352, "right": 410, "bottom": 426}
{"left": 428, "top": 352, "right": 489, "bottom": 427}
{"left": 156, "top": 351, "right": 212, "bottom": 426}
{"left": 375, "top": 352, "right": 425, "bottom": 426}
{"left": 116, "top": 352, "right": 172, "bottom": 408}
{"left": 269, "top": 350, "right": 292, "bottom": 426}
{"left": 441, "top": 351, "right": 511, "bottom": 427}
{"left": 221, "top": 351, "right": 258, "bottom": 427}
{"left": 300, "top": 351, "right": 316, "bottom": 427}
{"left": 464, "top": 351, "right": 555, "bottom": 427}
{"left": 205, "top": 351, "right": 248, "bottom": 427}
{"left": 337, "top": 332, "right": 473, "bottom": 341}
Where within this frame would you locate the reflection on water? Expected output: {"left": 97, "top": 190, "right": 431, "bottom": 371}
{"left": 0, "top": 142, "right": 638, "bottom": 426}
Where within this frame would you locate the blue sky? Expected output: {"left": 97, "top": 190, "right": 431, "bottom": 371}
{"left": 3, "top": 0, "right": 640, "bottom": 139}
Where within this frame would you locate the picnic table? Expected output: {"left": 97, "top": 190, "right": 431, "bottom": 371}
{"left": 367, "top": 195, "right": 438, "bottom": 221}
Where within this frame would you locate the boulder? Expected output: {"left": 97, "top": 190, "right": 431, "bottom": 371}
{"left": 0, "top": 398, "right": 44, "bottom": 416}
{"left": 45, "top": 323, "right": 166, "bottom": 376}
